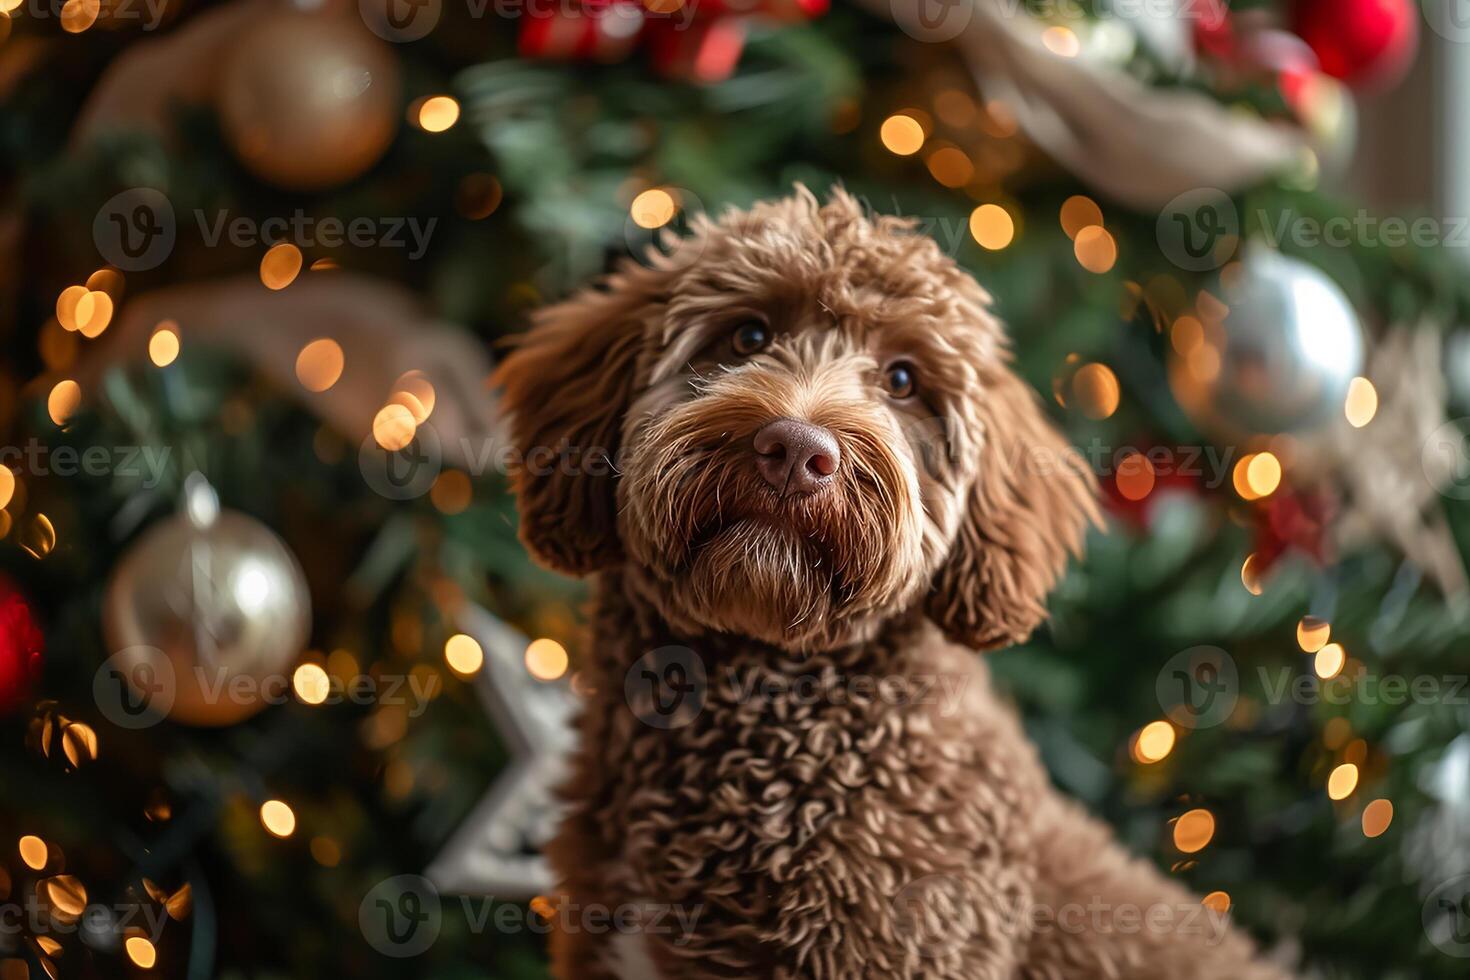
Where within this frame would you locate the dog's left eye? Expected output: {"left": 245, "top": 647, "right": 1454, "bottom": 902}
{"left": 731, "top": 321, "right": 771, "bottom": 356}
{"left": 883, "top": 361, "right": 918, "bottom": 399}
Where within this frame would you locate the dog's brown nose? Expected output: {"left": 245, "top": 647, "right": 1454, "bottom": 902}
{"left": 753, "top": 418, "right": 840, "bottom": 495}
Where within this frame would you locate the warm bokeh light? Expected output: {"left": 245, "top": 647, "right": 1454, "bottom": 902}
{"left": 48, "top": 380, "right": 81, "bottom": 426}
{"left": 430, "top": 470, "right": 472, "bottom": 515}
{"left": 372, "top": 403, "right": 417, "bottom": 451}
{"left": 21, "top": 512, "right": 56, "bottom": 559}
{"left": 260, "top": 243, "right": 303, "bottom": 291}
{"left": 75, "top": 290, "right": 113, "bottom": 338}
{"left": 456, "top": 173, "right": 503, "bottom": 220}
{"left": 391, "top": 370, "right": 437, "bottom": 423}
{"left": 328, "top": 648, "right": 359, "bottom": 682}
{"left": 416, "top": 95, "right": 461, "bottom": 133}
{"left": 62, "top": 721, "right": 97, "bottom": 768}
{"left": 1059, "top": 196, "right": 1103, "bottom": 239}
{"left": 260, "top": 800, "right": 296, "bottom": 838}
{"left": 18, "top": 835, "right": 46, "bottom": 870}
{"left": 60, "top": 0, "right": 99, "bottom": 33}
{"left": 1041, "top": 25, "right": 1080, "bottom": 56}
{"left": 295, "top": 338, "right": 345, "bottom": 392}
{"left": 1241, "top": 553, "right": 1264, "bottom": 595}
{"left": 1345, "top": 376, "right": 1378, "bottom": 428}
{"left": 933, "top": 89, "right": 978, "bottom": 127}
{"left": 1314, "top": 642, "right": 1346, "bottom": 680}
{"left": 630, "top": 188, "right": 677, "bottom": 229}
{"left": 1233, "top": 452, "right": 1281, "bottom": 500}
{"left": 85, "top": 267, "right": 124, "bottom": 299}
{"left": 1170, "top": 316, "right": 1204, "bottom": 356}
{"left": 1133, "top": 720, "right": 1176, "bottom": 764}
{"left": 1361, "top": 798, "right": 1393, "bottom": 838}
{"left": 310, "top": 836, "right": 342, "bottom": 867}
{"left": 125, "top": 936, "right": 157, "bottom": 969}
{"left": 1327, "top": 762, "right": 1359, "bottom": 801}
{"left": 1246, "top": 451, "right": 1281, "bottom": 498}
{"left": 969, "top": 204, "right": 1015, "bottom": 250}
{"left": 1201, "top": 891, "right": 1231, "bottom": 914}
{"left": 926, "top": 146, "right": 974, "bottom": 188}
{"left": 1074, "top": 226, "right": 1117, "bottom": 274}
{"left": 1115, "top": 452, "right": 1155, "bottom": 502}
{"left": 1072, "top": 362, "right": 1120, "bottom": 419}
{"left": 0, "top": 467, "right": 13, "bottom": 510}
{"left": 56, "top": 285, "right": 88, "bottom": 331}
{"left": 44, "top": 876, "right": 86, "bottom": 917}
{"left": 981, "top": 98, "right": 1018, "bottom": 137}
{"left": 879, "top": 113, "right": 925, "bottom": 156}
{"left": 1173, "top": 808, "right": 1215, "bottom": 853}
{"left": 293, "top": 663, "right": 331, "bottom": 705}
{"left": 1296, "top": 616, "right": 1330, "bottom": 653}
{"left": 444, "top": 633, "right": 485, "bottom": 676}
{"left": 149, "top": 322, "right": 180, "bottom": 367}
{"left": 524, "top": 638, "right": 569, "bottom": 682}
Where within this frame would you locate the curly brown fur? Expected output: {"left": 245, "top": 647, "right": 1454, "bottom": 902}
{"left": 495, "top": 188, "right": 1289, "bottom": 979}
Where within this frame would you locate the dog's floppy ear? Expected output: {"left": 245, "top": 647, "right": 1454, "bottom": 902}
{"left": 493, "top": 270, "right": 658, "bottom": 576}
{"left": 926, "top": 367, "right": 1099, "bottom": 650}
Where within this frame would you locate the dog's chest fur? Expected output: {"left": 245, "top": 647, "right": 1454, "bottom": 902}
{"left": 546, "top": 574, "right": 1050, "bottom": 978}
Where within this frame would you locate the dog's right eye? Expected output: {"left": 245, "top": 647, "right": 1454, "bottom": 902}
{"left": 731, "top": 321, "right": 771, "bottom": 356}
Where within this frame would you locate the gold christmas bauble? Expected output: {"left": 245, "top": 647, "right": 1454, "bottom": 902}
{"left": 219, "top": 11, "right": 402, "bottom": 191}
{"left": 102, "top": 500, "right": 311, "bottom": 727}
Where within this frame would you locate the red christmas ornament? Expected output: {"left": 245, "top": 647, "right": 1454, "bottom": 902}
{"left": 1291, "top": 0, "right": 1418, "bottom": 89}
{"left": 1251, "top": 486, "right": 1335, "bottom": 574}
{"left": 1101, "top": 442, "right": 1205, "bottom": 530}
{"left": 0, "top": 578, "right": 43, "bottom": 715}
{"left": 1191, "top": 0, "right": 1236, "bottom": 60}
{"left": 645, "top": 17, "right": 747, "bottom": 82}
{"left": 517, "top": 0, "right": 644, "bottom": 63}
{"left": 518, "top": 0, "right": 827, "bottom": 81}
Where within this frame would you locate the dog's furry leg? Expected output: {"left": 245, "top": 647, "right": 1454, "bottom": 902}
{"left": 1021, "top": 797, "right": 1289, "bottom": 980}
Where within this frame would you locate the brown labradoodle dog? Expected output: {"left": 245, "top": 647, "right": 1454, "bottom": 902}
{"left": 494, "top": 188, "right": 1288, "bottom": 979}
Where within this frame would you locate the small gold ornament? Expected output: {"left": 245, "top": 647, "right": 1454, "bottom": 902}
{"left": 219, "top": 11, "right": 401, "bottom": 191}
{"left": 102, "top": 475, "right": 310, "bottom": 726}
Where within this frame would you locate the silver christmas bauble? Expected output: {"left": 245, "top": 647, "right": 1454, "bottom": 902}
{"left": 102, "top": 483, "right": 310, "bottom": 727}
{"left": 1172, "top": 249, "right": 1364, "bottom": 438}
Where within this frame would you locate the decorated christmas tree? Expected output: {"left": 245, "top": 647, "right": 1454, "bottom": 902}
{"left": 3, "top": 0, "right": 1470, "bottom": 976}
